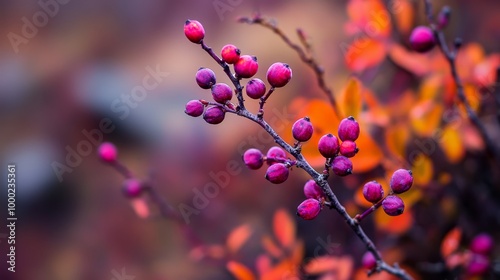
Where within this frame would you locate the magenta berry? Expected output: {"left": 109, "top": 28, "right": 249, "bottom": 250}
{"left": 470, "top": 233, "right": 494, "bottom": 255}
{"left": 221, "top": 44, "right": 241, "bottom": 64}
{"left": 203, "top": 106, "right": 225, "bottom": 124}
{"left": 339, "top": 140, "right": 358, "bottom": 158}
{"left": 467, "top": 254, "right": 489, "bottom": 276}
{"left": 390, "top": 169, "right": 413, "bottom": 194}
{"left": 234, "top": 55, "right": 258, "bottom": 78}
{"left": 338, "top": 116, "right": 360, "bottom": 142}
{"left": 98, "top": 142, "right": 117, "bottom": 163}
{"left": 184, "top": 19, "right": 205, "bottom": 44}
{"left": 361, "top": 251, "right": 377, "bottom": 270}
{"left": 297, "top": 198, "right": 321, "bottom": 220}
{"left": 318, "top": 134, "right": 340, "bottom": 158}
{"left": 122, "top": 179, "right": 143, "bottom": 198}
{"left": 303, "top": 180, "right": 324, "bottom": 200}
{"left": 437, "top": 6, "right": 451, "bottom": 29}
{"left": 331, "top": 156, "right": 353, "bottom": 176}
{"left": 266, "top": 62, "right": 292, "bottom": 88}
{"left": 266, "top": 146, "right": 287, "bottom": 165}
{"left": 211, "top": 83, "right": 233, "bottom": 104}
{"left": 363, "top": 181, "right": 384, "bottom": 203}
{"left": 292, "top": 117, "right": 314, "bottom": 142}
{"left": 382, "top": 195, "right": 405, "bottom": 216}
{"left": 265, "top": 163, "right": 289, "bottom": 184}
{"left": 243, "top": 148, "right": 264, "bottom": 170}
{"left": 409, "top": 26, "right": 436, "bottom": 53}
{"left": 245, "top": 78, "right": 266, "bottom": 99}
{"left": 195, "top": 67, "right": 216, "bottom": 89}
{"left": 185, "top": 100, "right": 204, "bottom": 117}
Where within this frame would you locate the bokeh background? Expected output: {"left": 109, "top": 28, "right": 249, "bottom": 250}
{"left": 0, "top": 0, "right": 499, "bottom": 279}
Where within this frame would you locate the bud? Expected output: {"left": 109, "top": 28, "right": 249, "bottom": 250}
{"left": 266, "top": 146, "right": 287, "bottom": 165}
{"left": 390, "top": 169, "right": 413, "bottom": 194}
{"left": 331, "top": 156, "right": 353, "bottom": 176}
{"left": 338, "top": 116, "right": 360, "bottom": 142}
{"left": 203, "top": 106, "right": 225, "bottom": 124}
{"left": 382, "top": 195, "right": 405, "bottom": 216}
{"left": 292, "top": 117, "right": 314, "bottom": 142}
{"left": 339, "top": 140, "right": 358, "bottom": 158}
{"left": 243, "top": 148, "right": 264, "bottom": 170}
{"left": 265, "top": 163, "right": 289, "bottom": 184}
{"left": 362, "top": 181, "right": 384, "bottom": 203}
{"left": 184, "top": 19, "right": 205, "bottom": 44}
{"left": 297, "top": 198, "right": 321, "bottom": 220}
{"left": 437, "top": 6, "right": 451, "bottom": 29}
{"left": 195, "top": 67, "right": 216, "bottom": 89}
{"left": 470, "top": 233, "right": 494, "bottom": 255}
{"left": 266, "top": 62, "right": 292, "bottom": 88}
{"left": 318, "top": 134, "right": 340, "bottom": 158}
{"left": 98, "top": 142, "right": 117, "bottom": 163}
{"left": 303, "top": 179, "right": 324, "bottom": 199}
{"left": 361, "top": 251, "right": 377, "bottom": 270}
{"left": 185, "top": 100, "right": 204, "bottom": 117}
{"left": 409, "top": 26, "right": 436, "bottom": 53}
{"left": 122, "top": 179, "right": 143, "bottom": 198}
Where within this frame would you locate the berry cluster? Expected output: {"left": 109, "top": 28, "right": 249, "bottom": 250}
{"left": 408, "top": 6, "right": 451, "bottom": 53}
{"left": 467, "top": 233, "right": 494, "bottom": 276}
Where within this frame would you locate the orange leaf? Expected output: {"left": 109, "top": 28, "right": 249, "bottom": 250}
{"left": 291, "top": 240, "right": 305, "bottom": 265}
{"left": 350, "top": 131, "right": 384, "bottom": 172}
{"left": 273, "top": 209, "right": 296, "bottom": 248}
{"left": 458, "top": 84, "right": 481, "bottom": 118}
{"left": 261, "top": 259, "right": 299, "bottom": 280}
{"left": 304, "top": 256, "right": 340, "bottom": 275}
{"left": 419, "top": 74, "right": 444, "bottom": 101}
{"left": 226, "top": 261, "right": 256, "bottom": 280}
{"left": 226, "top": 224, "right": 253, "bottom": 253}
{"left": 388, "top": 44, "right": 430, "bottom": 76}
{"left": 344, "top": 38, "right": 386, "bottom": 72}
{"left": 346, "top": 0, "right": 391, "bottom": 38}
{"left": 339, "top": 77, "right": 363, "bottom": 119}
{"left": 410, "top": 100, "right": 443, "bottom": 137}
{"left": 375, "top": 208, "right": 413, "bottom": 235}
{"left": 440, "top": 227, "right": 462, "bottom": 259}
{"left": 262, "top": 235, "right": 283, "bottom": 258}
{"left": 385, "top": 122, "right": 410, "bottom": 160}
{"left": 353, "top": 268, "right": 399, "bottom": 280}
{"left": 392, "top": 0, "right": 414, "bottom": 34}
{"left": 411, "top": 154, "right": 433, "bottom": 187}
{"left": 439, "top": 125, "right": 465, "bottom": 163}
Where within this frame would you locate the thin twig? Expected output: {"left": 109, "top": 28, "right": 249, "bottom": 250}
{"left": 238, "top": 15, "right": 342, "bottom": 119}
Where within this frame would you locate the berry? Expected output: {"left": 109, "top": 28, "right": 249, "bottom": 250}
{"left": 122, "top": 179, "right": 143, "bottom": 198}
{"left": 318, "top": 134, "right": 340, "bottom": 158}
{"left": 184, "top": 19, "right": 205, "bottom": 44}
{"left": 390, "top": 169, "right": 413, "bottom": 194}
{"left": 195, "top": 67, "right": 216, "bottom": 89}
{"left": 382, "top": 195, "right": 405, "bottom": 216}
{"left": 363, "top": 181, "right": 384, "bottom": 203}
{"left": 292, "top": 117, "right": 313, "bottom": 142}
{"left": 266, "top": 62, "right": 292, "bottom": 88}
{"left": 361, "top": 252, "right": 377, "bottom": 270}
{"left": 409, "top": 26, "right": 435, "bottom": 53}
{"left": 234, "top": 55, "right": 258, "bottom": 78}
{"left": 265, "top": 163, "right": 289, "bottom": 184}
{"left": 467, "top": 254, "right": 489, "bottom": 276}
{"left": 437, "top": 6, "right": 451, "bottom": 29}
{"left": 266, "top": 146, "right": 287, "bottom": 165}
{"left": 303, "top": 179, "right": 324, "bottom": 199}
{"left": 339, "top": 140, "right": 358, "bottom": 158}
{"left": 203, "top": 106, "right": 225, "bottom": 124}
{"left": 470, "top": 233, "right": 494, "bottom": 255}
{"left": 338, "top": 116, "right": 360, "bottom": 142}
{"left": 297, "top": 198, "right": 321, "bottom": 220}
{"left": 331, "top": 156, "right": 353, "bottom": 176}
{"left": 221, "top": 44, "right": 241, "bottom": 64}
{"left": 245, "top": 78, "right": 266, "bottom": 99}
{"left": 98, "top": 142, "right": 117, "bottom": 163}
{"left": 185, "top": 100, "right": 204, "bottom": 117}
{"left": 243, "top": 148, "right": 264, "bottom": 170}
{"left": 211, "top": 83, "right": 233, "bottom": 104}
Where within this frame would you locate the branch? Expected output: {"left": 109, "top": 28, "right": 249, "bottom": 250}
{"left": 238, "top": 15, "right": 342, "bottom": 119}
{"left": 423, "top": 0, "right": 498, "bottom": 160}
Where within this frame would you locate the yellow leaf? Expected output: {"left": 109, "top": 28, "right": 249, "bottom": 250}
{"left": 410, "top": 100, "right": 443, "bottom": 137}
{"left": 411, "top": 154, "right": 433, "bottom": 186}
{"left": 339, "top": 77, "right": 363, "bottom": 119}
{"left": 226, "top": 224, "right": 253, "bottom": 253}
{"left": 226, "top": 261, "right": 256, "bottom": 280}
{"left": 439, "top": 125, "right": 465, "bottom": 163}
{"left": 385, "top": 122, "right": 410, "bottom": 159}
{"left": 419, "top": 74, "right": 443, "bottom": 101}
{"left": 393, "top": 0, "right": 414, "bottom": 34}
{"left": 273, "top": 209, "right": 296, "bottom": 248}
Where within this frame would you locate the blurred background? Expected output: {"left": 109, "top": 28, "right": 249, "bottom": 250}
{"left": 0, "top": 0, "right": 499, "bottom": 279}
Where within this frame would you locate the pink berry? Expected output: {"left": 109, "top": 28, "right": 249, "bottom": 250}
{"left": 266, "top": 62, "right": 292, "bottom": 88}
{"left": 185, "top": 100, "right": 204, "bottom": 117}
{"left": 318, "top": 134, "right": 340, "bottom": 158}
{"left": 331, "top": 156, "right": 353, "bottom": 176}
{"left": 437, "top": 6, "right": 451, "bottom": 29}
{"left": 470, "top": 233, "right": 494, "bottom": 255}
{"left": 409, "top": 26, "right": 436, "bottom": 53}
{"left": 122, "top": 179, "right": 143, "bottom": 198}
{"left": 243, "top": 148, "right": 264, "bottom": 170}
{"left": 467, "top": 254, "right": 489, "bottom": 276}
{"left": 234, "top": 55, "right": 258, "bottom": 78}
{"left": 265, "top": 163, "right": 289, "bottom": 184}
{"left": 303, "top": 180, "right": 324, "bottom": 199}
{"left": 338, "top": 116, "right": 360, "bottom": 142}
{"left": 297, "top": 198, "right": 321, "bottom": 220}
{"left": 363, "top": 181, "right": 384, "bottom": 203}
{"left": 390, "top": 169, "right": 413, "bottom": 194}
{"left": 184, "top": 19, "right": 205, "bottom": 44}
{"left": 266, "top": 146, "right": 287, "bottom": 165}
{"left": 98, "top": 142, "right": 117, "bottom": 163}
{"left": 211, "top": 83, "right": 233, "bottom": 104}
{"left": 339, "top": 140, "right": 358, "bottom": 158}
{"left": 361, "top": 251, "right": 377, "bottom": 270}
{"left": 195, "top": 67, "right": 216, "bottom": 89}
{"left": 221, "top": 44, "right": 241, "bottom": 64}
{"left": 203, "top": 106, "right": 225, "bottom": 124}
{"left": 292, "top": 117, "right": 314, "bottom": 142}
{"left": 382, "top": 195, "right": 405, "bottom": 216}
{"left": 245, "top": 78, "right": 266, "bottom": 99}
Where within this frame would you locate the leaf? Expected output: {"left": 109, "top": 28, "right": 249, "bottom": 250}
{"left": 375, "top": 208, "right": 413, "bottom": 235}
{"left": 419, "top": 74, "right": 444, "bottom": 101}
{"left": 410, "top": 100, "right": 443, "bottom": 137}
{"left": 262, "top": 235, "right": 283, "bottom": 258}
{"left": 354, "top": 268, "right": 399, "bottom": 280}
{"left": 440, "top": 227, "right": 462, "bottom": 259}
{"left": 388, "top": 44, "right": 430, "bottom": 76}
{"left": 261, "top": 259, "right": 299, "bottom": 280}
{"left": 458, "top": 84, "right": 481, "bottom": 118}
{"left": 226, "top": 224, "right": 253, "bottom": 253}
{"left": 392, "top": 0, "right": 414, "bottom": 34}
{"left": 350, "top": 131, "right": 384, "bottom": 172}
{"left": 304, "top": 256, "right": 340, "bottom": 275}
{"left": 411, "top": 154, "right": 433, "bottom": 187}
{"left": 345, "top": 38, "right": 386, "bottom": 72}
{"left": 439, "top": 125, "right": 465, "bottom": 163}
{"left": 226, "top": 261, "right": 256, "bottom": 280}
{"left": 385, "top": 122, "right": 410, "bottom": 160}
{"left": 361, "top": 88, "right": 390, "bottom": 127}
{"left": 339, "top": 77, "right": 363, "bottom": 119}
{"left": 131, "top": 198, "right": 150, "bottom": 219}
{"left": 346, "top": 0, "right": 391, "bottom": 38}
{"left": 273, "top": 209, "right": 296, "bottom": 248}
